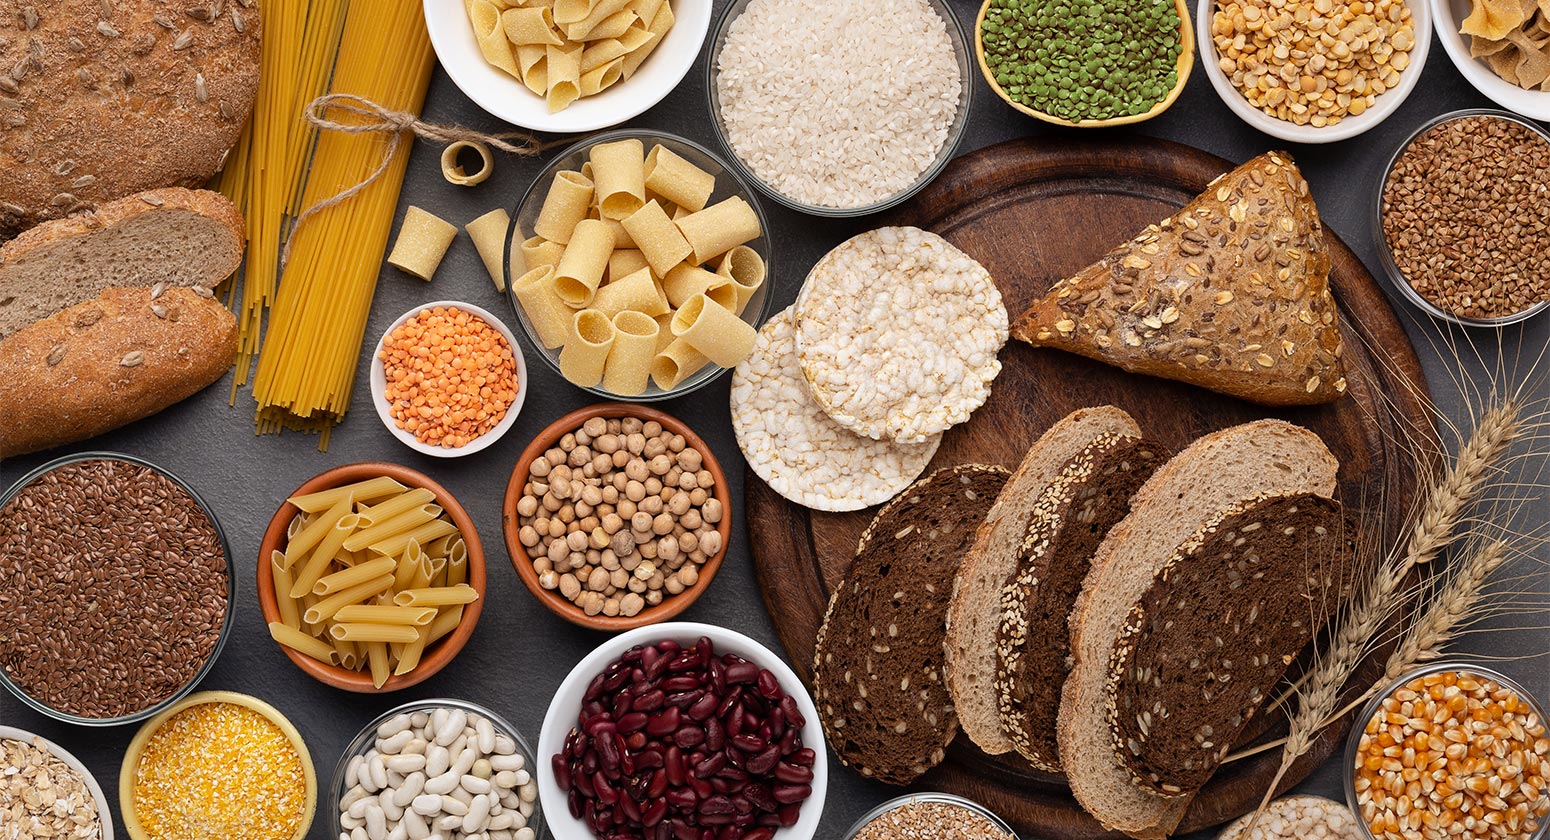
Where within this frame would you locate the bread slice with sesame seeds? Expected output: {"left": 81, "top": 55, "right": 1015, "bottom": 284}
{"left": 994, "top": 432, "right": 1170, "bottom": 772}
{"left": 1106, "top": 491, "right": 1355, "bottom": 798}
{"left": 1058, "top": 419, "right": 1337, "bottom": 839}
{"left": 945, "top": 405, "right": 1141, "bottom": 757}
{"left": 813, "top": 463, "right": 1009, "bottom": 786}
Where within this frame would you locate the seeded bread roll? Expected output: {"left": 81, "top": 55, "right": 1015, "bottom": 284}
{"left": 1058, "top": 419, "right": 1338, "bottom": 839}
{"left": 994, "top": 433, "right": 1169, "bottom": 772}
{"left": 944, "top": 405, "right": 1140, "bottom": 756}
{"left": 813, "top": 464, "right": 1010, "bottom": 785}
{"left": 1107, "top": 492, "right": 1355, "bottom": 797}
{"left": 0, "top": 287, "right": 236, "bottom": 457}
{"left": 0, "top": 0, "right": 261, "bottom": 236}
{"left": 0, "top": 188, "right": 243, "bottom": 340}
{"left": 1012, "top": 152, "right": 1347, "bottom": 407}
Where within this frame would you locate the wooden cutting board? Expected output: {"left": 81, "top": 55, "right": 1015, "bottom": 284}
{"left": 746, "top": 136, "right": 1432, "bottom": 838}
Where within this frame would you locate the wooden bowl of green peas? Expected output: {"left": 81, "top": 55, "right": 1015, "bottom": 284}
{"left": 975, "top": 0, "right": 1195, "bottom": 127}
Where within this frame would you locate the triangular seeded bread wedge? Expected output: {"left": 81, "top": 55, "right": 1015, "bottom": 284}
{"left": 0, "top": 188, "right": 244, "bottom": 341}
{"left": 1011, "top": 153, "right": 1347, "bottom": 407}
{"left": 995, "top": 433, "right": 1170, "bottom": 771}
{"left": 814, "top": 464, "right": 1010, "bottom": 785}
{"left": 945, "top": 406, "right": 1140, "bottom": 756}
{"left": 1106, "top": 491, "right": 1355, "bottom": 797}
{"left": 1059, "top": 419, "right": 1338, "bottom": 839}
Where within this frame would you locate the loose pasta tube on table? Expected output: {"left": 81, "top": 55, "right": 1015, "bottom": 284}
{"left": 343, "top": 503, "right": 443, "bottom": 552}
{"left": 534, "top": 171, "right": 593, "bottom": 244}
{"left": 593, "top": 267, "right": 669, "bottom": 318}
{"left": 290, "top": 477, "right": 405, "bottom": 512}
{"left": 622, "top": 200, "right": 693, "bottom": 276}
{"left": 394, "top": 584, "right": 480, "bottom": 608}
{"left": 304, "top": 574, "right": 396, "bottom": 625}
{"left": 388, "top": 207, "right": 459, "bottom": 281}
{"left": 330, "top": 622, "right": 421, "bottom": 644}
{"left": 644, "top": 145, "right": 716, "bottom": 213}
{"left": 358, "top": 487, "right": 436, "bottom": 524}
{"left": 290, "top": 512, "right": 364, "bottom": 598}
{"left": 676, "top": 196, "right": 761, "bottom": 265}
{"left": 717, "top": 245, "right": 766, "bottom": 314}
{"left": 591, "top": 138, "right": 646, "bottom": 220}
{"left": 441, "top": 141, "right": 494, "bottom": 187}
{"left": 271, "top": 551, "right": 301, "bottom": 628}
{"left": 370, "top": 519, "right": 458, "bottom": 560}
{"left": 552, "top": 219, "right": 614, "bottom": 306}
{"left": 335, "top": 605, "right": 438, "bottom": 626}
{"left": 671, "top": 294, "right": 757, "bottom": 367}
{"left": 313, "top": 556, "right": 398, "bottom": 596}
{"left": 651, "top": 338, "right": 711, "bottom": 391}
{"left": 269, "top": 622, "right": 340, "bottom": 664}
{"left": 603, "top": 311, "right": 660, "bottom": 396}
{"left": 663, "top": 263, "right": 737, "bottom": 310}
{"left": 559, "top": 309, "right": 616, "bottom": 387}
{"left": 466, "top": 208, "right": 513, "bottom": 292}
{"left": 514, "top": 265, "right": 574, "bottom": 349}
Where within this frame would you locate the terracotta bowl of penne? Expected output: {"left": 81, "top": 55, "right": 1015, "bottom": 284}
{"left": 257, "top": 463, "right": 487, "bottom": 693}
{"left": 502, "top": 403, "right": 732, "bottom": 631}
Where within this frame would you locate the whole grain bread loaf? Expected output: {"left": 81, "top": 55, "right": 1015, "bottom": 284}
{"left": 0, "top": 188, "right": 243, "bottom": 340}
{"left": 813, "top": 463, "right": 1009, "bottom": 785}
{"left": 0, "top": 1, "right": 261, "bottom": 236}
{"left": 945, "top": 405, "right": 1141, "bottom": 756}
{"left": 1058, "top": 419, "right": 1338, "bottom": 839}
{"left": 1012, "top": 153, "right": 1347, "bottom": 407}
{"left": 1106, "top": 491, "right": 1355, "bottom": 797}
{"left": 994, "top": 433, "right": 1169, "bottom": 772}
{"left": 0, "top": 287, "right": 236, "bottom": 457}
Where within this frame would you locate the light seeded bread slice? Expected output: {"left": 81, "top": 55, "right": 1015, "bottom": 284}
{"left": 0, "top": 189, "right": 243, "bottom": 341}
{"left": 813, "top": 464, "right": 1010, "bottom": 785}
{"left": 945, "top": 406, "right": 1140, "bottom": 756}
{"left": 1107, "top": 492, "right": 1355, "bottom": 797}
{"left": 1058, "top": 419, "right": 1338, "bottom": 839}
{"left": 994, "top": 433, "right": 1170, "bottom": 772}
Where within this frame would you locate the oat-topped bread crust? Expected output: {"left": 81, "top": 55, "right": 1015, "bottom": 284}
{"left": 813, "top": 463, "right": 1009, "bottom": 785}
{"left": 1107, "top": 492, "right": 1354, "bottom": 797}
{"left": 995, "top": 433, "right": 1169, "bottom": 772}
{"left": 1012, "top": 152, "right": 1347, "bottom": 407}
{"left": 0, "top": 188, "right": 243, "bottom": 341}
{"left": 0, "top": 0, "right": 261, "bottom": 236}
{"left": 944, "top": 405, "right": 1140, "bottom": 756}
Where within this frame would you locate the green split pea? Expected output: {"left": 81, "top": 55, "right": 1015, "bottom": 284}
{"left": 981, "top": 0, "right": 1183, "bottom": 122}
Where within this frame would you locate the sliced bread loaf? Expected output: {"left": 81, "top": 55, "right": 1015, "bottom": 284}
{"left": 945, "top": 405, "right": 1141, "bottom": 756}
{"left": 1107, "top": 491, "right": 1355, "bottom": 796}
{"left": 1058, "top": 419, "right": 1338, "bottom": 839}
{"left": 994, "top": 433, "right": 1170, "bottom": 772}
{"left": 814, "top": 463, "right": 1010, "bottom": 785}
{"left": 0, "top": 189, "right": 244, "bottom": 341}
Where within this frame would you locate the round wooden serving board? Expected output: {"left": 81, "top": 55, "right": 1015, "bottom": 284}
{"left": 747, "top": 136, "right": 1433, "bottom": 838}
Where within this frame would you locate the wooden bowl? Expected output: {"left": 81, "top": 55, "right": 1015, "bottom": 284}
{"left": 503, "top": 404, "right": 732, "bottom": 632}
{"left": 256, "top": 462, "right": 486, "bottom": 693}
{"left": 974, "top": 0, "right": 1194, "bottom": 127}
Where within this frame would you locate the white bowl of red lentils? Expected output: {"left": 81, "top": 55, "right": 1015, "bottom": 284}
{"left": 371, "top": 301, "right": 527, "bottom": 458}
{"left": 1345, "top": 662, "right": 1550, "bottom": 840}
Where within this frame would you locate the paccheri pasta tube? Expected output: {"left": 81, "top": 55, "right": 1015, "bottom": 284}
{"left": 592, "top": 138, "right": 647, "bottom": 220}
{"left": 645, "top": 145, "right": 716, "bottom": 212}
{"left": 676, "top": 197, "right": 760, "bottom": 265}
{"left": 593, "top": 267, "right": 669, "bottom": 318}
{"left": 717, "top": 245, "right": 766, "bottom": 314}
{"left": 466, "top": 209, "right": 512, "bottom": 292}
{"left": 559, "top": 309, "right": 616, "bottom": 387}
{"left": 522, "top": 236, "right": 566, "bottom": 272}
{"left": 553, "top": 218, "right": 615, "bottom": 306}
{"left": 671, "top": 293, "right": 758, "bottom": 367}
{"left": 388, "top": 207, "right": 459, "bottom": 281}
{"left": 514, "top": 265, "right": 574, "bottom": 349}
{"left": 622, "top": 200, "right": 694, "bottom": 275}
{"left": 535, "top": 171, "right": 593, "bottom": 243}
{"left": 663, "top": 263, "right": 736, "bottom": 310}
{"left": 651, "top": 338, "right": 710, "bottom": 390}
{"left": 441, "top": 141, "right": 494, "bottom": 186}
{"left": 602, "top": 311, "right": 660, "bottom": 395}
{"left": 608, "top": 248, "right": 650, "bottom": 281}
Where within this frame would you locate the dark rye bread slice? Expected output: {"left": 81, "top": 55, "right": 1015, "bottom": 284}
{"left": 813, "top": 464, "right": 1009, "bottom": 785}
{"left": 1107, "top": 492, "right": 1355, "bottom": 797}
{"left": 994, "top": 433, "right": 1170, "bottom": 772}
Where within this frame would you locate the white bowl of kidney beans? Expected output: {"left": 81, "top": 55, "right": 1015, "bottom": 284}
{"left": 538, "top": 622, "right": 827, "bottom": 840}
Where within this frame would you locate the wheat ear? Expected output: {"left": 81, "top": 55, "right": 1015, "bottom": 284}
{"left": 1384, "top": 540, "right": 1509, "bottom": 679}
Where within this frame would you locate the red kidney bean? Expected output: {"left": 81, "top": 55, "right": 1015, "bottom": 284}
{"left": 730, "top": 733, "right": 765, "bottom": 754}
{"left": 569, "top": 788, "right": 584, "bottom": 818}
{"left": 576, "top": 769, "right": 596, "bottom": 798}
{"left": 692, "top": 751, "right": 725, "bottom": 778}
{"left": 674, "top": 725, "right": 705, "bottom": 749}
{"left": 647, "top": 768, "right": 668, "bottom": 799}
{"left": 778, "top": 696, "right": 804, "bottom": 728}
{"left": 756, "top": 670, "right": 781, "bottom": 700}
{"left": 634, "top": 688, "right": 666, "bottom": 712}
{"left": 593, "top": 772, "right": 618, "bottom": 805}
{"left": 670, "top": 820, "right": 697, "bottom": 840}
{"left": 745, "top": 745, "right": 781, "bottom": 776}
{"left": 700, "top": 796, "right": 734, "bottom": 816}
{"left": 716, "top": 688, "right": 741, "bottom": 719}
{"left": 620, "top": 795, "right": 642, "bottom": 824}
{"left": 790, "top": 748, "right": 815, "bottom": 767}
{"left": 635, "top": 749, "right": 664, "bottom": 771}
{"left": 773, "top": 761, "right": 812, "bottom": 784}
{"left": 603, "top": 667, "right": 630, "bottom": 691}
{"left": 663, "top": 745, "right": 684, "bottom": 785}
{"left": 703, "top": 716, "right": 724, "bottom": 752}
{"left": 661, "top": 675, "right": 701, "bottom": 692}
{"left": 643, "top": 798, "right": 668, "bottom": 828}
{"left": 772, "top": 785, "right": 810, "bottom": 805}
{"left": 668, "top": 650, "right": 700, "bottom": 672}
{"left": 687, "top": 692, "right": 719, "bottom": 721}
{"left": 666, "top": 786, "right": 697, "bottom": 810}
{"left": 724, "top": 661, "right": 759, "bottom": 684}
{"left": 707, "top": 657, "right": 726, "bottom": 694}
{"left": 667, "top": 689, "right": 702, "bottom": 708}
{"left": 647, "top": 706, "right": 681, "bottom": 736}
{"left": 617, "top": 712, "right": 648, "bottom": 733}
{"left": 769, "top": 706, "right": 784, "bottom": 736}
{"left": 742, "top": 783, "right": 777, "bottom": 813}
{"left": 725, "top": 705, "right": 744, "bottom": 738}
{"left": 582, "top": 751, "right": 599, "bottom": 776}
{"left": 626, "top": 732, "right": 648, "bottom": 750}
{"left": 554, "top": 753, "right": 574, "bottom": 791}
{"left": 689, "top": 776, "right": 714, "bottom": 799}
{"left": 585, "top": 673, "right": 608, "bottom": 702}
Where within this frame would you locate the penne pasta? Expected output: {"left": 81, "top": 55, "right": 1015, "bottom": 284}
{"left": 359, "top": 487, "right": 437, "bottom": 523}
{"left": 271, "top": 552, "right": 301, "bottom": 629}
{"left": 290, "top": 513, "right": 363, "bottom": 598}
{"left": 269, "top": 622, "right": 340, "bottom": 664}
{"left": 427, "top": 606, "right": 465, "bottom": 645}
{"left": 290, "top": 477, "right": 405, "bottom": 512}
{"left": 282, "top": 493, "right": 354, "bottom": 566}
{"left": 332, "top": 637, "right": 360, "bottom": 671}
{"left": 394, "top": 628, "right": 430, "bottom": 676}
{"left": 370, "top": 519, "right": 459, "bottom": 560}
{"left": 448, "top": 546, "right": 469, "bottom": 586}
{"left": 330, "top": 622, "right": 421, "bottom": 644}
{"left": 394, "top": 585, "right": 481, "bottom": 608}
{"left": 602, "top": 311, "right": 659, "bottom": 396}
{"left": 393, "top": 540, "right": 423, "bottom": 591}
{"left": 342, "top": 503, "right": 443, "bottom": 552}
{"left": 333, "top": 605, "right": 438, "bottom": 626}
{"left": 366, "top": 642, "right": 390, "bottom": 689}
{"left": 313, "top": 556, "right": 398, "bottom": 595}
{"left": 303, "top": 575, "right": 396, "bottom": 625}
{"left": 559, "top": 309, "right": 616, "bottom": 387}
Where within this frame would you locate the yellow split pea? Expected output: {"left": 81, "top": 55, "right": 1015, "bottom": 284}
{"left": 133, "top": 702, "right": 308, "bottom": 840}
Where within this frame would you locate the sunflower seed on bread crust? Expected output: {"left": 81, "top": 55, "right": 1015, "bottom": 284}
{"left": 994, "top": 432, "right": 1168, "bottom": 772}
{"left": 1105, "top": 491, "right": 1355, "bottom": 797}
{"left": 732, "top": 307, "right": 941, "bottom": 512}
{"left": 813, "top": 464, "right": 1009, "bottom": 786}
{"left": 795, "top": 226, "right": 1007, "bottom": 444}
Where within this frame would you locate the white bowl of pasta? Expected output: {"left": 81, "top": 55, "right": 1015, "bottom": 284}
{"left": 424, "top": 0, "right": 713, "bottom": 132}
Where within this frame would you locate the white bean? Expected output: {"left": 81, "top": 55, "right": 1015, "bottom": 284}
{"left": 347, "top": 754, "right": 367, "bottom": 789}
{"left": 341, "top": 813, "right": 365, "bottom": 831}
{"left": 488, "top": 813, "right": 514, "bottom": 831}
{"left": 368, "top": 755, "right": 389, "bottom": 791}
{"left": 386, "top": 754, "right": 426, "bottom": 774}
{"left": 492, "top": 736, "right": 516, "bottom": 756}
{"left": 460, "top": 774, "right": 491, "bottom": 795}
{"left": 493, "top": 771, "right": 518, "bottom": 790}
{"left": 435, "top": 813, "right": 464, "bottom": 832}
{"left": 488, "top": 754, "right": 523, "bottom": 772}
{"left": 449, "top": 745, "right": 477, "bottom": 778}
{"left": 429, "top": 709, "right": 448, "bottom": 735}
{"left": 411, "top": 711, "right": 430, "bottom": 728}
{"left": 475, "top": 717, "right": 495, "bottom": 754}
{"left": 449, "top": 786, "right": 474, "bottom": 805}
{"left": 377, "top": 789, "right": 404, "bottom": 822}
{"left": 515, "top": 828, "right": 535, "bottom": 840}
{"left": 377, "top": 713, "right": 412, "bottom": 739}
{"left": 425, "top": 745, "right": 450, "bottom": 777}
{"left": 391, "top": 772, "right": 425, "bottom": 808}
{"left": 388, "top": 824, "right": 408, "bottom": 840}
{"left": 512, "top": 770, "right": 530, "bottom": 787}
{"left": 423, "top": 771, "right": 460, "bottom": 796}
{"left": 351, "top": 826, "right": 368, "bottom": 840}
{"left": 340, "top": 785, "right": 369, "bottom": 811}
{"left": 411, "top": 794, "right": 443, "bottom": 816}
{"left": 378, "top": 729, "right": 414, "bottom": 754}
{"left": 517, "top": 782, "right": 537, "bottom": 803}
{"left": 365, "top": 802, "right": 387, "bottom": 840}
{"left": 402, "top": 810, "right": 430, "bottom": 840}
{"left": 463, "top": 795, "right": 491, "bottom": 833}
{"left": 435, "top": 710, "right": 467, "bottom": 746}
{"left": 402, "top": 737, "right": 428, "bottom": 756}
{"left": 517, "top": 799, "right": 534, "bottom": 818}
{"left": 348, "top": 797, "right": 371, "bottom": 820}
{"left": 490, "top": 832, "right": 513, "bottom": 840}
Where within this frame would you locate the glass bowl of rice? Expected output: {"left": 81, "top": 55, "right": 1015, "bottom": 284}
{"left": 706, "top": 0, "right": 973, "bottom": 217}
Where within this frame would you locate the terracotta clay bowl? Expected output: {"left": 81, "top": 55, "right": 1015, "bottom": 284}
{"left": 503, "top": 404, "right": 732, "bottom": 632}
{"left": 257, "top": 462, "right": 486, "bottom": 692}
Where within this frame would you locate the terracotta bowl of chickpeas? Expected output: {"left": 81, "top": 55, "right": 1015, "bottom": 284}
{"left": 502, "top": 403, "right": 732, "bottom": 630}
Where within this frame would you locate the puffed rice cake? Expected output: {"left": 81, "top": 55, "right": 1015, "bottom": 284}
{"left": 1217, "top": 795, "right": 1363, "bottom": 840}
{"left": 795, "top": 226, "right": 1007, "bottom": 444}
{"left": 731, "top": 308, "right": 941, "bottom": 512}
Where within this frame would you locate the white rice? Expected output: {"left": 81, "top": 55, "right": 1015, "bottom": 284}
{"left": 714, "top": 0, "right": 963, "bottom": 209}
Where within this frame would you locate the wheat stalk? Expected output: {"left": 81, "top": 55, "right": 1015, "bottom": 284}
{"left": 1384, "top": 540, "right": 1510, "bottom": 678}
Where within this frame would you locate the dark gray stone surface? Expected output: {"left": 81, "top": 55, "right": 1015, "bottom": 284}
{"left": 2, "top": 2, "right": 1546, "bottom": 838}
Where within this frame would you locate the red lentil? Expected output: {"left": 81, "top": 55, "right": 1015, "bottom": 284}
{"left": 379, "top": 306, "right": 519, "bottom": 448}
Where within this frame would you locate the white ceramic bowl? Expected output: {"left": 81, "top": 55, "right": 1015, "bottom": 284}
{"left": 1432, "top": 0, "right": 1550, "bottom": 121}
{"left": 0, "top": 726, "right": 115, "bottom": 840}
{"left": 369, "top": 300, "right": 528, "bottom": 458}
{"left": 538, "top": 622, "right": 828, "bottom": 840}
{"left": 1196, "top": 0, "right": 1432, "bottom": 143}
{"left": 423, "top": 0, "right": 713, "bottom": 133}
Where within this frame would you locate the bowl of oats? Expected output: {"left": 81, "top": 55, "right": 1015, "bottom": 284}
{"left": 0, "top": 726, "right": 113, "bottom": 840}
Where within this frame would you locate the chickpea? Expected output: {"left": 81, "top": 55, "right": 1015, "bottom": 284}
{"left": 681, "top": 510, "right": 702, "bottom": 531}
{"left": 519, "top": 525, "right": 540, "bottom": 547}
{"left": 631, "top": 511, "right": 653, "bottom": 533}
{"left": 530, "top": 458, "right": 551, "bottom": 478}
{"left": 620, "top": 593, "right": 645, "bottom": 617}
{"left": 609, "top": 568, "right": 629, "bottom": 589}
{"left": 678, "top": 564, "right": 699, "bottom": 586}
{"left": 516, "top": 495, "right": 539, "bottom": 517}
{"left": 559, "top": 573, "right": 581, "bottom": 600}
{"left": 665, "top": 576, "right": 684, "bottom": 596}
{"left": 602, "top": 598, "right": 620, "bottom": 617}
{"left": 645, "top": 589, "right": 663, "bottom": 607}
{"left": 599, "top": 550, "right": 620, "bottom": 571}
{"left": 625, "top": 432, "right": 645, "bottom": 454}
{"left": 595, "top": 434, "right": 619, "bottom": 454}
{"left": 699, "top": 531, "right": 723, "bottom": 558}
{"left": 641, "top": 496, "right": 664, "bottom": 516}
{"left": 538, "top": 570, "right": 558, "bottom": 589}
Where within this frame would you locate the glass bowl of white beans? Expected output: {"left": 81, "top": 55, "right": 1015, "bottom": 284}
{"left": 333, "top": 698, "right": 543, "bottom": 840}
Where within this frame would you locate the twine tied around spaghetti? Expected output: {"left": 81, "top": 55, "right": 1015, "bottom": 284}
{"left": 281, "top": 93, "right": 567, "bottom": 267}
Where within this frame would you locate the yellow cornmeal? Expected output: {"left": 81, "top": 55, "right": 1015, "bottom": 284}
{"left": 133, "top": 702, "right": 307, "bottom": 840}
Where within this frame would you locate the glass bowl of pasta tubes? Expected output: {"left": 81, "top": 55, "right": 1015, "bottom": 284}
{"left": 256, "top": 463, "right": 487, "bottom": 693}
{"left": 504, "top": 128, "right": 774, "bottom": 402}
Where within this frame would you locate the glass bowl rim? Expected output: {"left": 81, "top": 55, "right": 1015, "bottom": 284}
{"left": 0, "top": 450, "right": 236, "bottom": 727}
{"left": 840, "top": 791, "right": 1020, "bottom": 840}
